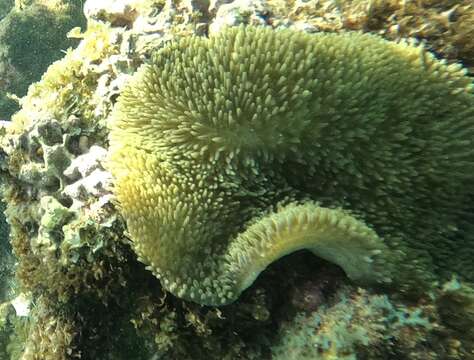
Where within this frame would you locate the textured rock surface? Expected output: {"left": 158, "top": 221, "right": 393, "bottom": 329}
{"left": 84, "top": 0, "right": 139, "bottom": 26}
{"left": 0, "top": 1, "right": 86, "bottom": 119}
{"left": 272, "top": 286, "right": 435, "bottom": 360}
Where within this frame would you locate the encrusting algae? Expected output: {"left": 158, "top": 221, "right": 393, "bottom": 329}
{"left": 108, "top": 25, "right": 474, "bottom": 306}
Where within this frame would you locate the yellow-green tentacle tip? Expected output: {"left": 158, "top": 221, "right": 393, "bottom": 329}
{"left": 225, "top": 203, "right": 391, "bottom": 302}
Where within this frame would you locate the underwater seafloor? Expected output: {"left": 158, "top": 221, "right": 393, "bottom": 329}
{"left": 0, "top": 0, "right": 473, "bottom": 359}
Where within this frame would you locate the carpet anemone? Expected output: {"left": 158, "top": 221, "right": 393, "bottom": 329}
{"left": 108, "top": 26, "right": 474, "bottom": 305}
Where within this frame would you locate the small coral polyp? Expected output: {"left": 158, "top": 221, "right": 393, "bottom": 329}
{"left": 108, "top": 25, "right": 474, "bottom": 305}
